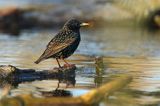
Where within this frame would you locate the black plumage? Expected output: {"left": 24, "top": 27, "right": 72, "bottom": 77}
{"left": 34, "top": 19, "right": 89, "bottom": 67}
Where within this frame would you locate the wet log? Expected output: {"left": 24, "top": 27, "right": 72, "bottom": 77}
{"left": 0, "top": 65, "right": 76, "bottom": 86}
{"left": 0, "top": 75, "right": 132, "bottom": 106}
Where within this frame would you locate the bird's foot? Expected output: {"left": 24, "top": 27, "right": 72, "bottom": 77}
{"left": 53, "top": 67, "right": 63, "bottom": 72}
{"left": 64, "top": 64, "right": 75, "bottom": 68}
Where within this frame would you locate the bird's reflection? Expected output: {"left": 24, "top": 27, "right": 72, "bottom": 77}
{"left": 41, "top": 89, "right": 72, "bottom": 97}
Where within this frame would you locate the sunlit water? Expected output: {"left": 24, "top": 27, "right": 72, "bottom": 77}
{"left": 1, "top": 26, "right": 160, "bottom": 106}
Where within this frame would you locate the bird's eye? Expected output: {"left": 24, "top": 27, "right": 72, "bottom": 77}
{"left": 76, "top": 24, "right": 79, "bottom": 26}
{"left": 76, "top": 23, "right": 80, "bottom": 27}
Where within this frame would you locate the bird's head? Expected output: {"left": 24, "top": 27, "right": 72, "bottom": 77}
{"left": 64, "top": 19, "right": 90, "bottom": 30}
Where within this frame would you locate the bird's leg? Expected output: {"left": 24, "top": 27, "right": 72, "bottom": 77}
{"left": 63, "top": 59, "right": 70, "bottom": 65}
{"left": 63, "top": 59, "right": 75, "bottom": 68}
{"left": 56, "top": 58, "right": 62, "bottom": 68}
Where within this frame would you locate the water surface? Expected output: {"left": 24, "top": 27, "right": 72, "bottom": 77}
{"left": 0, "top": 26, "right": 160, "bottom": 105}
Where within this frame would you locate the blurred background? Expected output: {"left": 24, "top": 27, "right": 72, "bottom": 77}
{"left": 1, "top": 0, "right": 160, "bottom": 35}
{"left": 1, "top": 0, "right": 160, "bottom": 106}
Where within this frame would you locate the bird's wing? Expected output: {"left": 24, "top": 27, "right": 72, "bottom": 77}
{"left": 39, "top": 31, "right": 77, "bottom": 59}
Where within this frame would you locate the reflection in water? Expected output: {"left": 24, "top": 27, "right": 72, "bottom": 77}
{"left": 0, "top": 79, "right": 73, "bottom": 98}
{"left": 0, "top": 26, "right": 160, "bottom": 105}
{"left": 41, "top": 89, "right": 72, "bottom": 97}
{"left": 94, "top": 56, "right": 105, "bottom": 87}
{"left": 0, "top": 66, "right": 76, "bottom": 98}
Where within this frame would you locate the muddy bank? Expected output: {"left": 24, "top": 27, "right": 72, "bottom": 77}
{"left": 0, "top": 6, "right": 95, "bottom": 35}
{"left": 0, "top": 7, "right": 60, "bottom": 35}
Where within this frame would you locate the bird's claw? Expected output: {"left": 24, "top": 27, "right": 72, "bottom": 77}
{"left": 64, "top": 64, "right": 75, "bottom": 68}
{"left": 53, "top": 67, "right": 63, "bottom": 72}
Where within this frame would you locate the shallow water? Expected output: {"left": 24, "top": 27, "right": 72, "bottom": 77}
{"left": 0, "top": 26, "right": 160, "bottom": 106}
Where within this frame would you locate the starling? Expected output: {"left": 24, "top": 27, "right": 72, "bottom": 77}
{"left": 34, "top": 19, "right": 89, "bottom": 67}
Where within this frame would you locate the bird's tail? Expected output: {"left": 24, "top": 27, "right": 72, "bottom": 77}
{"left": 34, "top": 58, "right": 43, "bottom": 64}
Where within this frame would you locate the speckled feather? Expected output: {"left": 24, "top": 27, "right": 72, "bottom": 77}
{"left": 35, "top": 20, "right": 81, "bottom": 64}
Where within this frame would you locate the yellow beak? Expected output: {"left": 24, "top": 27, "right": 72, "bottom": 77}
{"left": 80, "top": 22, "right": 90, "bottom": 27}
